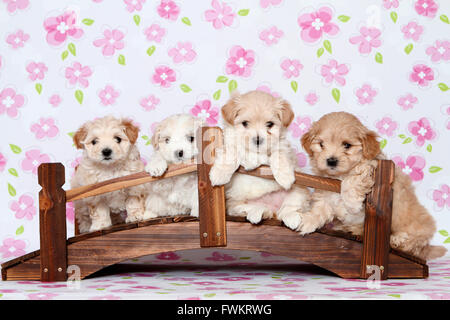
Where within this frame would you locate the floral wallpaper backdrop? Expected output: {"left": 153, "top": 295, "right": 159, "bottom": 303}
{"left": 0, "top": 0, "right": 449, "bottom": 263}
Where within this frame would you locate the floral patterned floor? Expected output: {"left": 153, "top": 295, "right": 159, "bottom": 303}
{"left": 1, "top": 249, "right": 449, "bottom": 300}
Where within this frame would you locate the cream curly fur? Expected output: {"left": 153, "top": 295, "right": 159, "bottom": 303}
{"left": 299, "top": 111, "right": 446, "bottom": 260}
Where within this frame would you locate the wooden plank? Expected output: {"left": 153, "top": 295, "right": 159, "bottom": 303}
{"left": 197, "top": 127, "right": 227, "bottom": 247}
{"left": 66, "top": 162, "right": 197, "bottom": 202}
{"left": 361, "top": 160, "right": 395, "bottom": 280}
{"left": 237, "top": 166, "right": 341, "bottom": 193}
{"left": 38, "top": 163, "right": 67, "bottom": 282}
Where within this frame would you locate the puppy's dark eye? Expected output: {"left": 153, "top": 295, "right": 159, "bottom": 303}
{"left": 242, "top": 121, "right": 249, "bottom": 128}
{"left": 188, "top": 136, "right": 195, "bottom": 143}
{"left": 343, "top": 142, "right": 352, "bottom": 149}
{"left": 91, "top": 139, "right": 97, "bottom": 145}
{"left": 266, "top": 121, "right": 274, "bottom": 129}
{"left": 319, "top": 141, "right": 324, "bottom": 148}
{"left": 114, "top": 136, "right": 122, "bottom": 143}
{"left": 165, "top": 138, "right": 170, "bottom": 144}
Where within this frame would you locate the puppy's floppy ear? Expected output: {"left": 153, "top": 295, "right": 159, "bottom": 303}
{"left": 122, "top": 119, "right": 139, "bottom": 144}
{"left": 301, "top": 127, "right": 315, "bottom": 157}
{"left": 278, "top": 99, "right": 295, "bottom": 127}
{"left": 221, "top": 91, "right": 241, "bottom": 125}
{"left": 73, "top": 125, "right": 87, "bottom": 149}
{"left": 151, "top": 122, "right": 161, "bottom": 150}
{"left": 362, "top": 130, "right": 380, "bottom": 160}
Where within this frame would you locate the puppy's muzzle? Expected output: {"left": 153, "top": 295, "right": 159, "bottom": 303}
{"left": 175, "top": 150, "right": 184, "bottom": 159}
{"left": 252, "top": 136, "right": 264, "bottom": 147}
{"left": 326, "top": 157, "right": 338, "bottom": 168}
{"left": 102, "top": 148, "right": 113, "bottom": 160}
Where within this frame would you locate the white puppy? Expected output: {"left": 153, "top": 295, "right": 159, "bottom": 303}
{"left": 209, "top": 91, "right": 310, "bottom": 229}
{"left": 143, "top": 114, "right": 202, "bottom": 218}
{"left": 71, "top": 116, "right": 145, "bottom": 233}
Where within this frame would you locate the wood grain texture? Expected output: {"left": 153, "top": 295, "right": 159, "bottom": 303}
{"left": 237, "top": 166, "right": 341, "bottom": 193}
{"left": 38, "top": 163, "right": 67, "bottom": 282}
{"left": 197, "top": 127, "right": 227, "bottom": 247}
{"left": 361, "top": 160, "right": 395, "bottom": 280}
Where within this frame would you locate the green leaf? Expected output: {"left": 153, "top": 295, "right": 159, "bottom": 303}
{"left": 317, "top": 47, "right": 324, "bottom": 58}
{"left": 390, "top": 11, "right": 398, "bottom": 23}
{"left": 141, "top": 135, "right": 149, "bottom": 140}
{"left": 118, "top": 54, "right": 126, "bottom": 65}
{"left": 290, "top": 80, "right": 298, "bottom": 93}
{"left": 238, "top": 9, "right": 250, "bottom": 16}
{"left": 9, "top": 144, "right": 22, "bottom": 154}
{"left": 180, "top": 84, "right": 192, "bottom": 93}
{"left": 35, "top": 83, "right": 42, "bottom": 95}
{"left": 147, "top": 46, "right": 156, "bottom": 56}
{"left": 323, "top": 40, "right": 332, "bottom": 54}
{"left": 133, "top": 14, "right": 140, "bottom": 26}
{"left": 439, "top": 230, "right": 449, "bottom": 237}
{"left": 8, "top": 183, "right": 16, "bottom": 197}
{"left": 61, "top": 50, "right": 69, "bottom": 61}
{"left": 402, "top": 137, "right": 412, "bottom": 144}
{"left": 388, "top": 294, "right": 401, "bottom": 298}
{"left": 16, "top": 225, "right": 24, "bottom": 235}
{"left": 444, "top": 237, "right": 450, "bottom": 244}
{"left": 216, "top": 76, "right": 228, "bottom": 83}
{"left": 429, "top": 166, "right": 442, "bottom": 173}
{"left": 75, "top": 90, "right": 83, "bottom": 105}
{"left": 427, "top": 144, "right": 432, "bottom": 152}
{"left": 440, "top": 14, "right": 449, "bottom": 24}
{"left": 398, "top": 134, "right": 406, "bottom": 139}
{"left": 375, "top": 52, "right": 383, "bottom": 64}
{"left": 8, "top": 168, "right": 18, "bottom": 177}
{"left": 67, "top": 132, "right": 74, "bottom": 138}
{"left": 332, "top": 88, "right": 340, "bottom": 103}
{"left": 404, "top": 43, "right": 413, "bottom": 55}
{"left": 380, "top": 139, "right": 387, "bottom": 150}
{"left": 181, "top": 17, "right": 191, "bottom": 26}
{"left": 228, "top": 80, "right": 237, "bottom": 93}
{"left": 438, "top": 83, "right": 449, "bottom": 91}
{"left": 68, "top": 42, "right": 76, "bottom": 56}
{"left": 82, "top": 18, "right": 94, "bottom": 26}
{"left": 213, "top": 89, "right": 221, "bottom": 100}
{"left": 337, "top": 15, "right": 350, "bottom": 22}
{"left": 204, "top": 293, "right": 216, "bottom": 298}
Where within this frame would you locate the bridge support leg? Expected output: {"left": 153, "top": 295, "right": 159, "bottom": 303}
{"left": 38, "top": 163, "right": 67, "bottom": 282}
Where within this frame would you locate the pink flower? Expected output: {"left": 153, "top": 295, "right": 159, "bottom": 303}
{"left": 409, "top": 64, "right": 434, "bottom": 87}
{"left": 426, "top": 40, "right": 450, "bottom": 62}
{"left": 21, "top": 149, "right": 51, "bottom": 175}
{"left": 152, "top": 65, "right": 176, "bottom": 88}
{"left": 140, "top": 95, "right": 160, "bottom": 111}
{"left": 43, "top": 10, "right": 84, "bottom": 46}
{"left": 206, "top": 252, "right": 236, "bottom": 261}
{"left": 304, "top": 92, "right": 319, "bottom": 106}
{"left": 383, "top": 0, "right": 399, "bottom": 9}
{"left": 432, "top": 184, "right": 450, "bottom": 210}
{"left": 204, "top": 0, "right": 236, "bottom": 29}
{"left": 10, "top": 194, "right": 36, "bottom": 220}
{"left": 157, "top": 0, "right": 180, "bottom": 21}
{"left": 218, "top": 277, "right": 252, "bottom": 281}
{"left": 5, "top": 29, "right": 29, "bottom": 49}
{"left": 280, "top": 58, "right": 303, "bottom": 79}
{"left": 296, "top": 151, "right": 308, "bottom": 168}
{"left": 415, "top": 0, "right": 438, "bottom": 18}
{"left": 289, "top": 116, "right": 312, "bottom": 138}
{"left": 320, "top": 59, "right": 349, "bottom": 86}
{"left": 65, "top": 62, "right": 93, "bottom": 88}
{"left": 156, "top": 252, "right": 180, "bottom": 260}
{"left": 30, "top": 117, "right": 59, "bottom": 139}
{"left": 190, "top": 99, "right": 219, "bottom": 125}
{"left": 392, "top": 155, "right": 426, "bottom": 181}
{"left": 260, "top": 0, "right": 282, "bottom": 9}
{"left": 0, "top": 238, "right": 26, "bottom": 259}
{"left": 401, "top": 21, "right": 423, "bottom": 42}
{"left": 168, "top": 42, "right": 197, "bottom": 63}
{"left": 66, "top": 202, "right": 74, "bottom": 224}
{"left": 397, "top": 93, "right": 418, "bottom": 110}
{"left": 0, "top": 152, "right": 6, "bottom": 172}
{"left": 25, "top": 62, "right": 47, "bottom": 81}
{"left": 93, "top": 29, "right": 125, "bottom": 57}
{"left": 376, "top": 117, "right": 398, "bottom": 137}
{"left": 408, "top": 117, "right": 436, "bottom": 147}
{"left": 3, "top": 0, "right": 28, "bottom": 14}
{"left": 349, "top": 27, "right": 382, "bottom": 54}
{"left": 297, "top": 6, "right": 339, "bottom": 43}
{"left": 259, "top": 26, "right": 284, "bottom": 46}
{"left": 225, "top": 45, "right": 255, "bottom": 78}
{"left": 144, "top": 24, "right": 166, "bottom": 43}
{"left": 98, "top": 85, "right": 120, "bottom": 106}
{"left": 256, "top": 85, "right": 280, "bottom": 97}
{"left": 90, "top": 295, "right": 121, "bottom": 300}
{"left": 0, "top": 87, "right": 25, "bottom": 118}
{"left": 355, "top": 84, "right": 377, "bottom": 105}
{"left": 49, "top": 94, "right": 62, "bottom": 107}
{"left": 124, "top": 0, "right": 145, "bottom": 12}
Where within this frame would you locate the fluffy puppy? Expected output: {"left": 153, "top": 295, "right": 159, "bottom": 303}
{"left": 209, "top": 90, "right": 310, "bottom": 228}
{"left": 299, "top": 111, "right": 446, "bottom": 260}
{"left": 143, "top": 114, "right": 202, "bottom": 218}
{"left": 71, "top": 116, "right": 145, "bottom": 233}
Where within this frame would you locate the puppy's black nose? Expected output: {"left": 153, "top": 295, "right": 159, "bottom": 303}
{"left": 253, "top": 136, "right": 264, "bottom": 146}
{"left": 327, "top": 157, "right": 338, "bottom": 168}
{"left": 175, "top": 150, "right": 184, "bottom": 158}
{"left": 102, "top": 148, "right": 112, "bottom": 157}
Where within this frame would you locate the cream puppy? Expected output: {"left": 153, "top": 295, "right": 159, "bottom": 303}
{"left": 71, "top": 116, "right": 145, "bottom": 233}
{"left": 299, "top": 112, "right": 446, "bottom": 260}
{"left": 209, "top": 90, "right": 310, "bottom": 228}
{"left": 143, "top": 114, "right": 202, "bottom": 218}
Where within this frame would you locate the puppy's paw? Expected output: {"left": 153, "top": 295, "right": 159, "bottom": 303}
{"left": 297, "top": 215, "right": 318, "bottom": 236}
{"left": 241, "top": 158, "right": 260, "bottom": 171}
{"left": 273, "top": 168, "right": 295, "bottom": 190}
{"left": 282, "top": 212, "right": 301, "bottom": 230}
{"left": 246, "top": 211, "right": 263, "bottom": 224}
{"left": 209, "top": 165, "right": 232, "bottom": 186}
{"left": 145, "top": 158, "right": 167, "bottom": 177}
{"left": 143, "top": 209, "right": 158, "bottom": 220}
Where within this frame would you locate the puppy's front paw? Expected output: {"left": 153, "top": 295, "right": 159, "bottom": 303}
{"left": 143, "top": 209, "right": 158, "bottom": 220}
{"left": 209, "top": 165, "right": 232, "bottom": 186}
{"left": 282, "top": 212, "right": 301, "bottom": 230}
{"left": 246, "top": 211, "right": 263, "bottom": 224}
{"left": 145, "top": 158, "right": 167, "bottom": 177}
{"left": 297, "top": 214, "right": 318, "bottom": 236}
{"left": 273, "top": 168, "right": 295, "bottom": 190}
